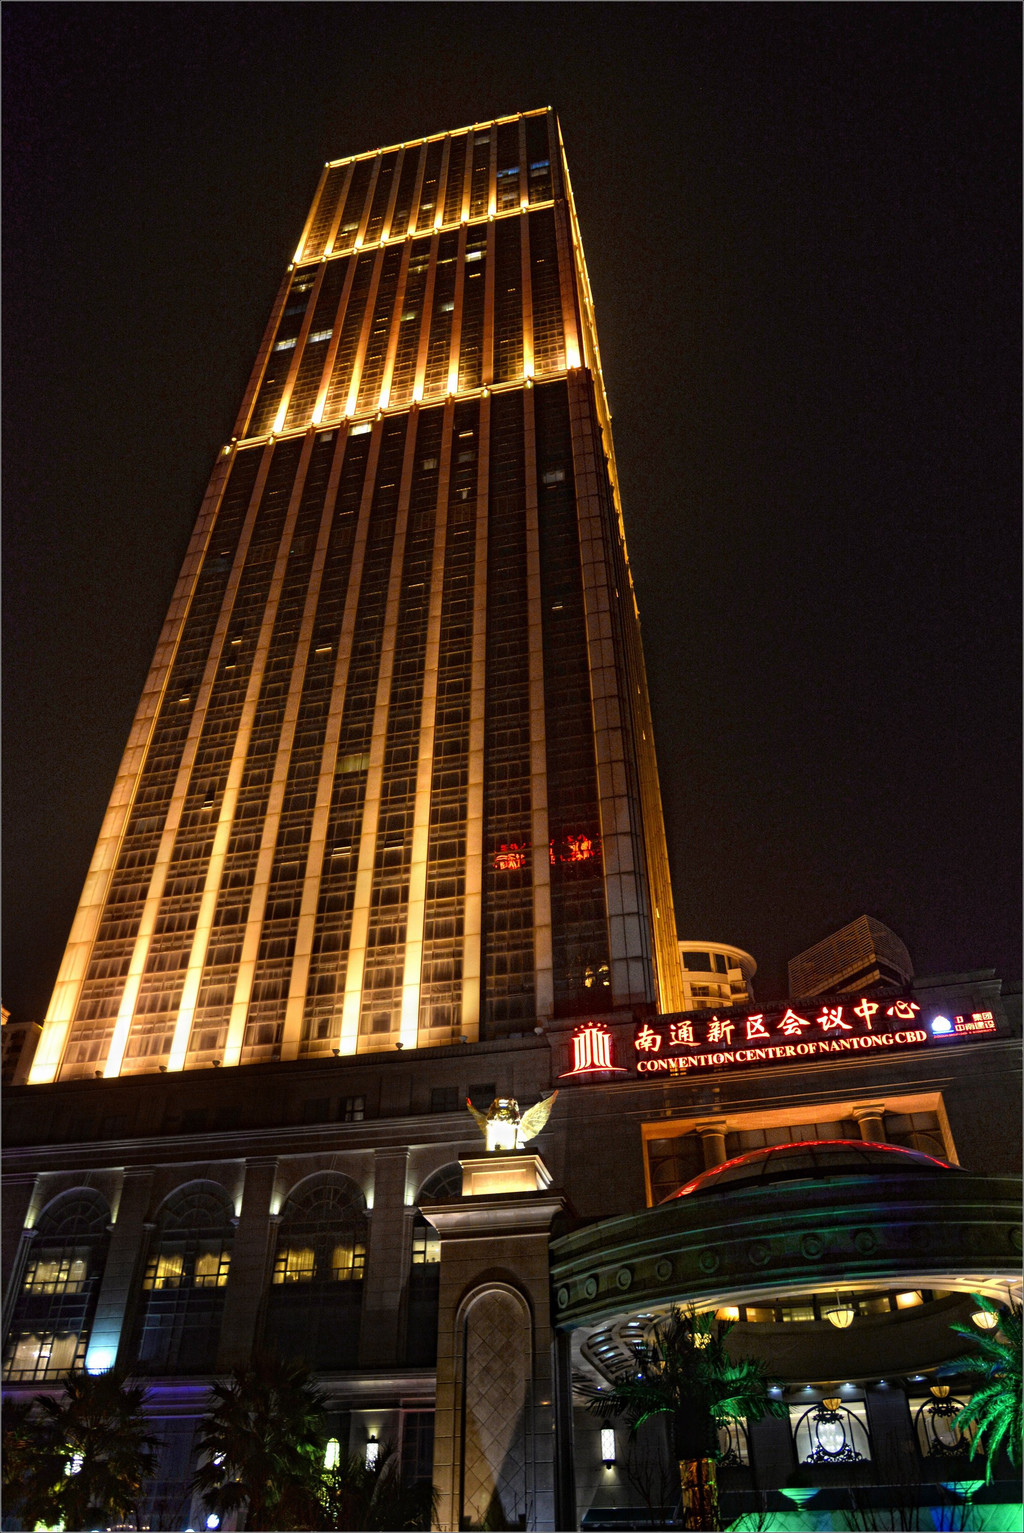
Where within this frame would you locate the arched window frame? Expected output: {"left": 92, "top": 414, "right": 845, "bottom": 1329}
{"left": 3, "top": 1189, "right": 111, "bottom": 1382}
{"left": 272, "top": 1173, "right": 368, "bottom": 1286}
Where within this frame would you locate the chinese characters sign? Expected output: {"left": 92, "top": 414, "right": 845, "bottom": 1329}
{"left": 492, "top": 833, "right": 600, "bottom": 871}
{"left": 631, "top": 996, "right": 987, "bottom": 1074}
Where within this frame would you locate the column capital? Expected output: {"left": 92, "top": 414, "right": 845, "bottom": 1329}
{"left": 693, "top": 1118, "right": 729, "bottom": 1136}
{"left": 851, "top": 1104, "right": 887, "bottom": 1121}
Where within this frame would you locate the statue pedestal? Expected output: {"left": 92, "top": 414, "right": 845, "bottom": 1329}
{"left": 459, "top": 1151, "right": 553, "bottom": 1196}
{"left": 422, "top": 1157, "right": 565, "bottom": 1532}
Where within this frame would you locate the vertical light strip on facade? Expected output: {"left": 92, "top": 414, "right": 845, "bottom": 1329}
{"left": 272, "top": 267, "right": 328, "bottom": 436}
{"left": 167, "top": 433, "right": 319, "bottom": 1069}
{"left": 400, "top": 400, "right": 455, "bottom": 1047}
{"left": 377, "top": 240, "right": 412, "bottom": 411}
{"left": 345, "top": 247, "right": 385, "bottom": 417}
{"left": 411, "top": 232, "right": 439, "bottom": 403}
{"left": 522, "top": 389, "right": 554, "bottom": 1020}
{"left": 459, "top": 397, "right": 490, "bottom": 1043}
{"left": 278, "top": 422, "right": 383, "bottom": 1059}
{"left": 295, "top": 164, "right": 331, "bottom": 263}
{"left": 338, "top": 420, "right": 419, "bottom": 1051}
{"left": 310, "top": 256, "right": 359, "bottom": 427}
{"left": 321, "top": 161, "right": 355, "bottom": 258}
{"left": 105, "top": 445, "right": 277, "bottom": 1076}
{"left": 28, "top": 454, "right": 237, "bottom": 1082}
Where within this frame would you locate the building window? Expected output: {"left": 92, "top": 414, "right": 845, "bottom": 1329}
{"left": 132, "top": 1182, "right": 235, "bottom": 1375}
{"left": 264, "top": 1174, "right": 367, "bottom": 1370}
{"left": 2, "top": 1190, "right": 110, "bottom": 1383}
{"left": 341, "top": 1095, "right": 365, "bottom": 1122}
{"left": 430, "top": 1086, "right": 460, "bottom": 1114}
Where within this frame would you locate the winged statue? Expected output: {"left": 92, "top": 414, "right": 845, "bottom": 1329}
{"left": 467, "top": 1091, "right": 558, "bottom": 1152}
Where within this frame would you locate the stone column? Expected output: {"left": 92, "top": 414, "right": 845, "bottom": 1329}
{"left": 695, "top": 1119, "right": 729, "bottom": 1168}
{"left": 216, "top": 1156, "right": 278, "bottom": 1371}
{"left": 425, "top": 1157, "right": 564, "bottom": 1533}
{"left": 358, "top": 1147, "right": 411, "bottom": 1368}
{"left": 853, "top": 1104, "right": 887, "bottom": 1143}
{"left": 85, "top": 1167, "right": 153, "bottom": 1373}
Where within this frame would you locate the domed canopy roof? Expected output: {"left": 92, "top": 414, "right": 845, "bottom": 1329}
{"left": 663, "top": 1139, "right": 960, "bottom": 1202}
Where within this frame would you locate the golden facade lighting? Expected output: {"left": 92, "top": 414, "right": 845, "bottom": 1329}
{"left": 31, "top": 109, "right": 684, "bottom": 1082}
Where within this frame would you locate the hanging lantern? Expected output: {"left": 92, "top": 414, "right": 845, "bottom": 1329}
{"left": 971, "top": 1306, "right": 1000, "bottom": 1330}
{"left": 825, "top": 1302, "right": 855, "bottom": 1329}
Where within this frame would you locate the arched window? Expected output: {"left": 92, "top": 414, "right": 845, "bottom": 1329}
{"left": 132, "top": 1182, "right": 235, "bottom": 1375}
{"left": 3, "top": 1189, "right": 110, "bottom": 1382}
{"left": 411, "top": 1163, "right": 463, "bottom": 1266}
{"left": 264, "top": 1174, "right": 367, "bottom": 1370}
{"left": 406, "top": 1163, "right": 462, "bottom": 1366}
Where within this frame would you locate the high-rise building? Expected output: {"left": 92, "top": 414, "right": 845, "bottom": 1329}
{"left": 788, "top": 914, "right": 914, "bottom": 999}
{"left": 31, "top": 109, "right": 683, "bottom": 1086}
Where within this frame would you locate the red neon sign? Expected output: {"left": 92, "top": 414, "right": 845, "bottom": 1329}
{"left": 559, "top": 1022, "right": 626, "bottom": 1077}
{"left": 631, "top": 993, "right": 987, "bottom": 1075}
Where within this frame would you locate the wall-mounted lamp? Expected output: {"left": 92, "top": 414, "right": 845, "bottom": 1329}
{"left": 365, "top": 1434, "right": 379, "bottom": 1470}
{"left": 324, "top": 1438, "right": 340, "bottom": 1471}
{"left": 600, "top": 1427, "right": 616, "bottom": 1468}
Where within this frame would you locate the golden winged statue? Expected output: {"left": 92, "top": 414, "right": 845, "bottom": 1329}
{"left": 467, "top": 1091, "right": 558, "bottom": 1151}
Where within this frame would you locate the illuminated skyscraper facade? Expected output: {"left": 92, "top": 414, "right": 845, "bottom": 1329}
{"left": 32, "top": 108, "right": 683, "bottom": 1085}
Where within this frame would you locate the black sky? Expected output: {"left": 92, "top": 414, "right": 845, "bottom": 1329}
{"left": 3, "top": 3, "right": 1020, "bottom": 1020}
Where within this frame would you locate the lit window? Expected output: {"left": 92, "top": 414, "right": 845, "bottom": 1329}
{"left": 465, "top": 250, "right": 483, "bottom": 262}
{"left": 411, "top": 1227, "right": 441, "bottom": 1264}
{"left": 542, "top": 468, "right": 565, "bottom": 484}
{"left": 273, "top": 337, "right": 298, "bottom": 351}
{"left": 349, "top": 422, "right": 372, "bottom": 436}
{"left": 308, "top": 329, "right": 333, "bottom": 343}
{"left": 273, "top": 1246, "right": 316, "bottom": 1284}
{"left": 337, "top": 752, "right": 370, "bottom": 773}
{"left": 143, "top": 1253, "right": 184, "bottom": 1290}
{"left": 341, "top": 1096, "right": 365, "bottom": 1123}
{"left": 440, "top": 301, "right": 455, "bottom": 313}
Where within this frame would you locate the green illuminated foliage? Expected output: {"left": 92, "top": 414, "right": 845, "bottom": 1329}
{"left": 948, "top": 1297, "right": 1022, "bottom": 1481}
{"left": 576, "top": 1306, "right": 785, "bottom": 1530}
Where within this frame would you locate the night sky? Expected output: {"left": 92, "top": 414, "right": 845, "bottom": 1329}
{"left": 3, "top": 4, "right": 1020, "bottom": 1021}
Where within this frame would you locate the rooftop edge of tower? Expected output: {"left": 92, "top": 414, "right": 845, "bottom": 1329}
{"left": 322, "top": 107, "right": 556, "bottom": 171}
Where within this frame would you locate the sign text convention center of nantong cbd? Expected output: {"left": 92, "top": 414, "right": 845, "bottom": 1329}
{"left": 2, "top": 111, "right": 1020, "bottom": 1532}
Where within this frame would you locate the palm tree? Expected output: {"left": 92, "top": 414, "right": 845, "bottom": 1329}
{"left": 2, "top": 1367, "right": 160, "bottom": 1532}
{"left": 318, "top": 1439, "right": 436, "bottom": 1530}
{"left": 577, "top": 1306, "right": 786, "bottom": 1532}
{"left": 192, "top": 1353, "right": 328, "bottom": 1531}
{"left": 947, "top": 1296, "right": 1022, "bottom": 1481}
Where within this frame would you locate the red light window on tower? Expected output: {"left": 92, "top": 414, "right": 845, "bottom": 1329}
{"left": 549, "top": 833, "right": 600, "bottom": 865}
{"left": 493, "top": 842, "right": 527, "bottom": 871}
